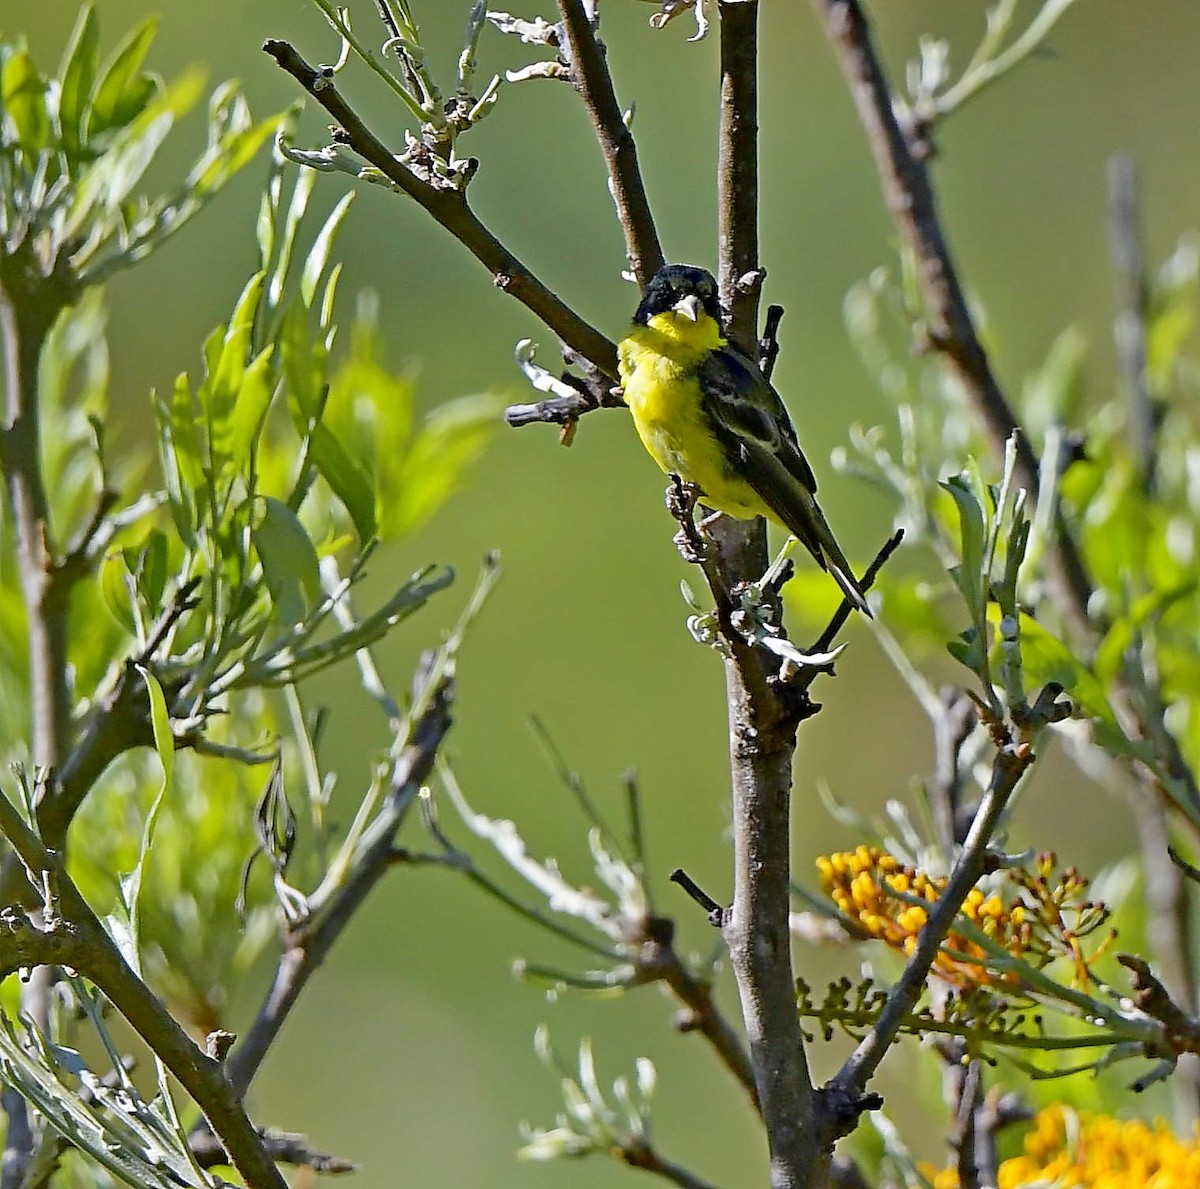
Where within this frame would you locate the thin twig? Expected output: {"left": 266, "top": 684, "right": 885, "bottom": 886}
{"left": 758, "top": 304, "right": 784, "bottom": 380}
{"left": 669, "top": 868, "right": 725, "bottom": 925}
{"left": 636, "top": 922, "right": 759, "bottom": 1113}
{"left": 929, "top": 690, "right": 979, "bottom": 854}
{"left": 794, "top": 529, "right": 904, "bottom": 697}
{"left": 619, "top": 1141, "right": 719, "bottom": 1189}
{"left": 190, "top": 1128, "right": 356, "bottom": 1174}
{"left": 222, "top": 664, "right": 454, "bottom": 1099}
{"left": 555, "top": 0, "right": 663, "bottom": 286}
{"left": 944, "top": 1047, "right": 982, "bottom": 1189}
{"left": 1118, "top": 954, "right": 1200, "bottom": 1058}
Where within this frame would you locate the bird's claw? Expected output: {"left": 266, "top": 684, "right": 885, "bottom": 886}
{"left": 666, "top": 476, "right": 710, "bottom": 563}
{"left": 665, "top": 475, "right": 702, "bottom": 520}
{"left": 672, "top": 526, "right": 711, "bottom": 564}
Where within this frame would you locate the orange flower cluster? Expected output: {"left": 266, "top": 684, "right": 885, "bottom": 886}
{"left": 923, "top": 1105, "right": 1200, "bottom": 1188}
{"left": 816, "top": 846, "right": 1110, "bottom": 990}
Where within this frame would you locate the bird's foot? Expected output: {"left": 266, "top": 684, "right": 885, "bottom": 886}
{"left": 666, "top": 475, "right": 711, "bottom": 563}
{"left": 672, "top": 526, "right": 711, "bottom": 564}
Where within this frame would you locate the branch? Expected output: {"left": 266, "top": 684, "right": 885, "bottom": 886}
{"left": 0, "top": 792, "right": 289, "bottom": 1189}
{"left": 716, "top": 1, "right": 763, "bottom": 351}
{"left": 619, "top": 1142, "right": 719, "bottom": 1189}
{"left": 0, "top": 218, "right": 80, "bottom": 1189}
{"left": 809, "top": 0, "right": 1094, "bottom": 643}
{"left": 222, "top": 661, "right": 454, "bottom": 1098}
{"left": 708, "top": 5, "right": 822, "bottom": 1187}
{"left": 1104, "top": 148, "right": 1200, "bottom": 1118}
{"left": 1118, "top": 954, "right": 1200, "bottom": 1058}
{"left": 1107, "top": 153, "right": 1157, "bottom": 487}
{"left": 262, "top": 39, "right": 617, "bottom": 378}
{"left": 928, "top": 690, "right": 979, "bottom": 854}
{"left": 556, "top": 0, "right": 664, "bottom": 285}
{"left": 190, "top": 1127, "right": 356, "bottom": 1174}
{"left": 811, "top": 3, "right": 1200, "bottom": 1055}
{"left": 636, "top": 918, "right": 759, "bottom": 1113}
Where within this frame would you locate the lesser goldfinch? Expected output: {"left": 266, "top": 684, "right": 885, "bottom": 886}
{"left": 618, "top": 263, "right": 870, "bottom": 613}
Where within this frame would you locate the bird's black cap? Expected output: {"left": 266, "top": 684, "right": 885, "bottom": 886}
{"left": 633, "top": 264, "right": 723, "bottom": 325}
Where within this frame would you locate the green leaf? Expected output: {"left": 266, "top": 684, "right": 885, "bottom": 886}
{"left": 268, "top": 167, "right": 317, "bottom": 309}
{"left": 56, "top": 5, "right": 98, "bottom": 162}
{"left": 153, "top": 384, "right": 197, "bottom": 545}
{"left": 189, "top": 108, "right": 278, "bottom": 200}
{"left": 203, "top": 273, "right": 265, "bottom": 481}
{"left": 281, "top": 304, "right": 376, "bottom": 541}
{"left": 167, "top": 372, "right": 204, "bottom": 492}
{"left": 1094, "top": 583, "right": 1198, "bottom": 688}
{"left": 87, "top": 16, "right": 159, "bottom": 135}
{"left": 1022, "top": 325, "right": 1087, "bottom": 442}
{"left": 3, "top": 51, "right": 50, "bottom": 152}
{"left": 382, "top": 395, "right": 496, "bottom": 538}
{"left": 1146, "top": 235, "right": 1198, "bottom": 388}
{"left": 120, "top": 665, "right": 174, "bottom": 977}
{"left": 940, "top": 473, "right": 987, "bottom": 619}
{"left": 99, "top": 551, "right": 136, "bottom": 634}
{"left": 257, "top": 168, "right": 283, "bottom": 281}
{"left": 947, "top": 626, "right": 985, "bottom": 673}
{"left": 253, "top": 496, "right": 322, "bottom": 625}
{"left": 300, "top": 193, "right": 355, "bottom": 308}
{"left": 135, "top": 530, "right": 169, "bottom": 612}
{"left": 229, "top": 346, "right": 276, "bottom": 472}
{"left": 1008, "top": 612, "right": 1104, "bottom": 717}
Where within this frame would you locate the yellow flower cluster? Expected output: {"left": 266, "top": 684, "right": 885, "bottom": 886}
{"left": 816, "top": 845, "right": 1028, "bottom": 988}
{"left": 923, "top": 1105, "right": 1200, "bottom": 1188}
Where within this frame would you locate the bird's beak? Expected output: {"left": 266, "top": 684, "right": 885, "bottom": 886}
{"left": 673, "top": 294, "right": 701, "bottom": 322}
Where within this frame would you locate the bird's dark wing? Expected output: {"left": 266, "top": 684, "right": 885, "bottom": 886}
{"left": 698, "top": 344, "right": 871, "bottom": 613}
{"left": 697, "top": 346, "right": 819, "bottom": 496}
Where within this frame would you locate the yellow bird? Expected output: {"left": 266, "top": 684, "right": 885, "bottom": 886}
{"left": 618, "top": 263, "right": 869, "bottom": 613}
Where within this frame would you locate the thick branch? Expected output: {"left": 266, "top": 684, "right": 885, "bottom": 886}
{"left": 556, "top": 0, "right": 663, "bottom": 286}
{"left": 0, "top": 794, "right": 287, "bottom": 1189}
{"left": 710, "top": 6, "right": 820, "bottom": 1187}
{"left": 263, "top": 39, "right": 617, "bottom": 379}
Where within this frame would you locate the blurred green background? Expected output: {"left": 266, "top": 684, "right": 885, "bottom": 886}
{"left": 16, "top": 1, "right": 1200, "bottom": 1184}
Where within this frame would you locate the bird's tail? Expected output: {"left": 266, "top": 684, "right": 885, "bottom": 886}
{"left": 793, "top": 491, "right": 872, "bottom": 617}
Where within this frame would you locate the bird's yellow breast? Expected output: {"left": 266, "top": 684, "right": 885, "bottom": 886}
{"left": 618, "top": 313, "right": 768, "bottom": 519}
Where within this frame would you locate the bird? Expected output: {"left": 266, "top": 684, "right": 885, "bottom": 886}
{"left": 618, "top": 263, "right": 870, "bottom": 614}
